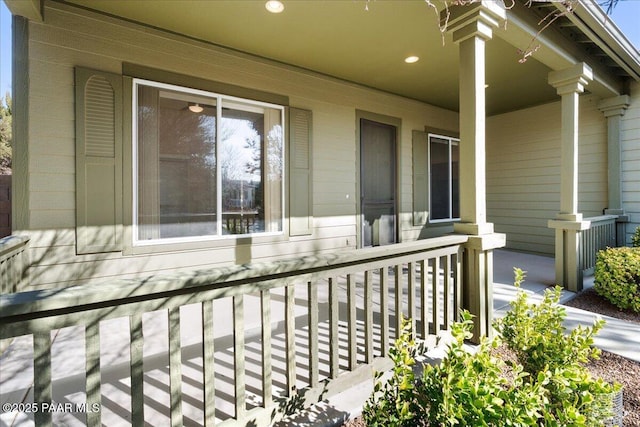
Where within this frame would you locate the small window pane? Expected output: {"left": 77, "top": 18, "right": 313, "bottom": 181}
{"left": 137, "top": 85, "right": 217, "bottom": 240}
{"left": 428, "top": 135, "right": 460, "bottom": 222}
{"left": 451, "top": 141, "right": 460, "bottom": 219}
{"left": 430, "top": 138, "right": 450, "bottom": 220}
{"left": 220, "top": 105, "right": 261, "bottom": 234}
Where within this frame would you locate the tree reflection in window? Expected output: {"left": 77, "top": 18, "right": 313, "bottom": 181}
{"left": 135, "top": 81, "right": 283, "bottom": 243}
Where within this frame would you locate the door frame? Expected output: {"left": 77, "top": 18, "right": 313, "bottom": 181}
{"left": 355, "top": 110, "right": 401, "bottom": 248}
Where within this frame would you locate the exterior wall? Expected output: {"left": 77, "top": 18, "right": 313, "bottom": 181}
{"left": 621, "top": 80, "right": 640, "bottom": 244}
{"left": 0, "top": 175, "right": 10, "bottom": 238}
{"left": 487, "top": 94, "right": 608, "bottom": 255}
{"left": 19, "top": 2, "right": 458, "bottom": 289}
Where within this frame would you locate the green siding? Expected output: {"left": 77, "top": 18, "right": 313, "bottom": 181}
{"left": 12, "top": 16, "right": 29, "bottom": 233}
{"left": 23, "top": 3, "right": 459, "bottom": 288}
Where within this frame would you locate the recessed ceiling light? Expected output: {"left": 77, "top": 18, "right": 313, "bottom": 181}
{"left": 404, "top": 56, "right": 419, "bottom": 64}
{"left": 265, "top": 0, "right": 284, "bottom": 13}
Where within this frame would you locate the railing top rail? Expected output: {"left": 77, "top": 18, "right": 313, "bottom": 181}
{"left": 0, "top": 235, "right": 30, "bottom": 259}
{"left": 0, "top": 235, "right": 468, "bottom": 321}
{"left": 584, "top": 215, "right": 619, "bottom": 224}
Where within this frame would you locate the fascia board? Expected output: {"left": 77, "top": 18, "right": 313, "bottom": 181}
{"left": 4, "top": 0, "right": 43, "bottom": 22}
{"left": 495, "top": 3, "right": 623, "bottom": 97}
{"left": 556, "top": 0, "right": 640, "bottom": 81}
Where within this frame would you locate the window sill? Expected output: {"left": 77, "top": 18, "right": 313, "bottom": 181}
{"left": 124, "top": 232, "right": 287, "bottom": 256}
{"left": 428, "top": 218, "right": 461, "bottom": 225}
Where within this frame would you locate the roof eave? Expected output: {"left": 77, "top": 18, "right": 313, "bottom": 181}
{"left": 557, "top": 0, "right": 640, "bottom": 82}
{"left": 4, "top": 0, "right": 43, "bottom": 21}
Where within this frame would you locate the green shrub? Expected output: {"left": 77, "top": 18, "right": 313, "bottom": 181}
{"left": 632, "top": 226, "right": 640, "bottom": 247}
{"left": 542, "top": 365, "right": 620, "bottom": 427}
{"left": 364, "top": 270, "right": 620, "bottom": 427}
{"left": 419, "top": 312, "right": 546, "bottom": 427}
{"left": 364, "top": 312, "right": 546, "bottom": 427}
{"left": 494, "top": 268, "right": 620, "bottom": 426}
{"left": 362, "top": 318, "right": 425, "bottom": 426}
{"left": 594, "top": 247, "right": 640, "bottom": 313}
{"left": 495, "top": 268, "right": 603, "bottom": 375}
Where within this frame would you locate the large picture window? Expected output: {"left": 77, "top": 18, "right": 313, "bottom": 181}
{"left": 133, "top": 79, "right": 284, "bottom": 244}
{"left": 429, "top": 134, "right": 459, "bottom": 222}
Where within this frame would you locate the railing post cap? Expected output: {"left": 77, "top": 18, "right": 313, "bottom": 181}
{"left": 464, "top": 233, "right": 506, "bottom": 251}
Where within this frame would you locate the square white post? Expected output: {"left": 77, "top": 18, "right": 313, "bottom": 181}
{"left": 599, "top": 95, "right": 631, "bottom": 244}
{"left": 445, "top": 1, "right": 506, "bottom": 342}
{"left": 547, "top": 63, "right": 592, "bottom": 291}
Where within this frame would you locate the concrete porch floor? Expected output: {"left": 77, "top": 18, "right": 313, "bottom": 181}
{"left": 1, "top": 249, "right": 638, "bottom": 427}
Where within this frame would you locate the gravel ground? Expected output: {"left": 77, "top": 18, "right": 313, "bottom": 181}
{"left": 343, "top": 289, "right": 640, "bottom": 427}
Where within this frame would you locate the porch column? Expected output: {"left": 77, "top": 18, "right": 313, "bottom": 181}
{"left": 547, "top": 63, "right": 593, "bottom": 292}
{"left": 598, "top": 95, "right": 630, "bottom": 244}
{"left": 446, "top": 1, "right": 506, "bottom": 342}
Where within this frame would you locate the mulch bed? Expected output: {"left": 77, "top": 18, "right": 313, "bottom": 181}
{"left": 564, "top": 287, "right": 640, "bottom": 426}
{"left": 343, "top": 288, "right": 640, "bottom": 426}
{"left": 587, "top": 350, "right": 640, "bottom": 426}
{"left": 563, "top": 286, "right": 640, "bottom": 324}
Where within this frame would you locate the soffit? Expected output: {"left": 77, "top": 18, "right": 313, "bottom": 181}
{"left": 61, "top": 0, "right": 562, "bottom": 115}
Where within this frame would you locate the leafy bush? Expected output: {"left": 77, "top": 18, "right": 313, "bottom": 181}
{"left": 364, "top": 269, "right": 620, "bottom": 427}
{"left": 495, "top": 268, "right": 603, "bottom": 375}
{"left": 362, "top": 318, "right": 425, "bottom": 426}
{"left": 495, "top": 268, "right": 620, "bottom": 426}
{"left": 632, "top": 226, "right": 640, "bottom": 247}
{"left": 594, "top": 247, "right": 640, "bottom": 313}
{"left": 364, "top": 312, "right": 546, "bottom": 427}
{"left": 542, "top": 365, "right": 620, "bottom": 427}
{"left": 419, "top": 312, "right": 546, "bottom": 427}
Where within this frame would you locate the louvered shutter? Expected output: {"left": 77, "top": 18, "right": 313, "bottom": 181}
{"left": 412, "top": 130, "right": 429, "bottom": 226}
{"left": 288, "top": 108, "right": 313, "bottom": 236}
{"left": 75, "top": 67, "right": 123, "bottom": 254}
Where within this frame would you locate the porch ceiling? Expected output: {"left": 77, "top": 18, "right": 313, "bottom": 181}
{"left": 63, "top": 0, "right": 565, "bottom": 115}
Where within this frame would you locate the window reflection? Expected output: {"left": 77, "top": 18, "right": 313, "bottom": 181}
{"left": 135, "top": 82, "right": 283, "bottom": 243}
{"left": 429, "top": 135, "right": 460, "bottom": 222}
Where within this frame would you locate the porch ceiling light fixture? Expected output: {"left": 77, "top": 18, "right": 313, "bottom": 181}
{"left": 188, "top": 103, "right": 204, "bottom": 113}
{"left": 265, "top": 0, "right": 285, "bottom": 13}
{"left": 404, "top": 56, "right": 420, "bottom": 64}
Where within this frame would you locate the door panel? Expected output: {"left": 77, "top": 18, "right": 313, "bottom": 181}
{"left": 360, "top": 119, "right": 397, "bottom": 247}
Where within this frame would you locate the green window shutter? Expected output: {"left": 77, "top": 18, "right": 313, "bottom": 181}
{"left": 412, "top": 130, "right": 428, "bottom": 226}
{"left": 288, "top": 107, "right": 313, "bottom": 236}
{"left": 75, "top": 67, "right": 123, "bottom": 254}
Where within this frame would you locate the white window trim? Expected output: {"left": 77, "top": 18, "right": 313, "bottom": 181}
{"left": 428, "top": 133, "right": 460, "bottom": 224}
{"left": 131, "top": 78, "right": 286, "bottom": 247}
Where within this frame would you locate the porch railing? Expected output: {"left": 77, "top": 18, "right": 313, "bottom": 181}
{"left": 0, "top": 235, "right": 29, "bottom": 295}
{"left": 580, "top": 215, "right": 617, "bottom": 275}
{"left": 0, "top": 235, "right": 467, "bottom": 427}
